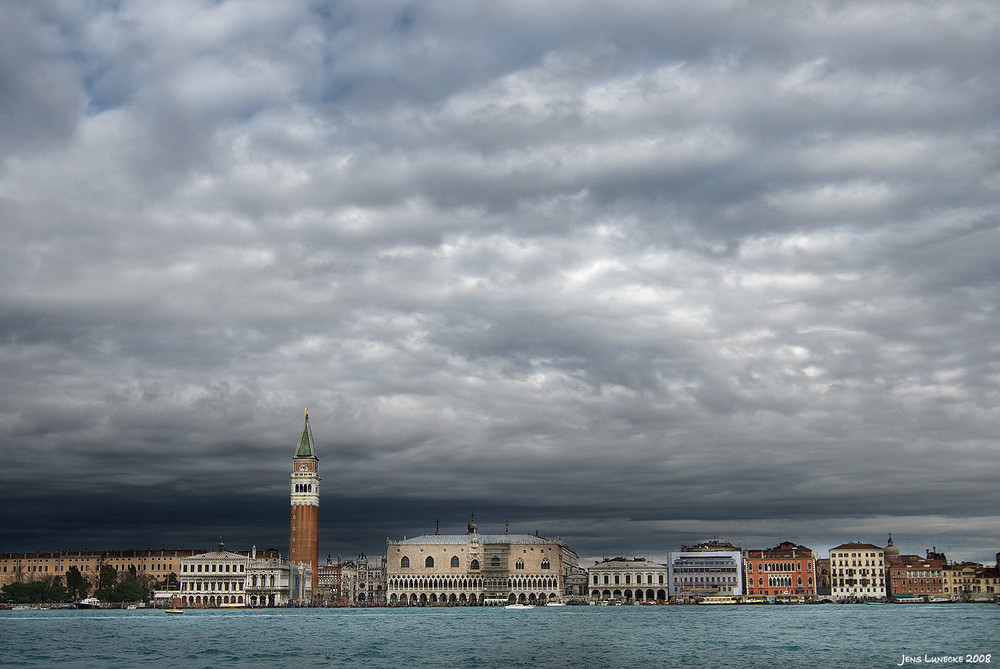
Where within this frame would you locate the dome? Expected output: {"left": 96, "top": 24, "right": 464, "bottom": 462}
{"left": 884, "top": 534, "right": 900, "bottom": 559}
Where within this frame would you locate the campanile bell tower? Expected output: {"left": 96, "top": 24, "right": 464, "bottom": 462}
{"left": 290, "top": 409, "right": 320, "bottom": 601}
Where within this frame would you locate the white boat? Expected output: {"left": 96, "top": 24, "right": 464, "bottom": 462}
{"left": 504, "top": 603, "right": 535, "bottom": 609}
{"left": 544, "top": 602, "right": 566, "bottom": 607}
{"left": 76, "top": 597, "right": 101, "bottom": 609}
{"left": 165, "top": 608, "right": 184, "bottom": 615}
{"left": 697, "top": 596, "right": 740, "bottom": 605}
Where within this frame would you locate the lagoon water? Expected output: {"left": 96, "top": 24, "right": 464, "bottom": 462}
{"left": 1, "top": 604, "right": 997, "bottom": 668}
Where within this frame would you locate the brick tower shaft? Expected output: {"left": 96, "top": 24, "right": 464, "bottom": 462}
{"left": 290, "top": 409, "right": 320, "bottom": 601}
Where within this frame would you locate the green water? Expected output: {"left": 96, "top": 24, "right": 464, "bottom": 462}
{"left": 1, "top": 604, "right": 997, "bottom": 668}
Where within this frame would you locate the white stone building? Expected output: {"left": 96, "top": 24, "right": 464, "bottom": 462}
{"left": 589, "top": 557, "right": 669, "bottom": 602}
{"left": 178, "top": 542, "right": 248, "bottom": 607}
{"left": 668, "top": 540, "right": 744, "bottom": 600}
{"left": 829, "top": 542, "right": 886, "bottom": 601}
{"left": 386, "top": 518, "right": 578, "bottom": 605}
{"left": 178, "top": 542, "right": 312, "bottom": 607}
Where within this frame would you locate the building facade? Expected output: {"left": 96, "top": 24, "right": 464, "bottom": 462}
{"left": 178, "top": 542, "right": 249, "bottom": 607}
{"left": 886, "top": 554, "right": 945, "bottom": 600}
{"left": 829, "top": 542, "right": 886, "bottom": 601}
{"left": 177, "top": 543, "right": 310, "bottom": 607}
{"left": 942, "top": 556, "right": 1000, "bottom": 601}
{"left": 289, "top": 410, "right": 320, "bottom": 602}
{"left": 588, "top": 557, "right": 668, "bottom": 602}
{"left": 743, "top": 542, "right": 816, "bottom": 598}
{"left": 0, "top": 549, "right": 199, "bottom": 589}
{"left": 385, "top": 519, "right": 578, "bottom": 605}
{"left": 668, "top": 541, "right": 744, "bottom": 600}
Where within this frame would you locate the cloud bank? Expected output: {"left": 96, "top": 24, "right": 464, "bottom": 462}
{"left": 1, "top": 0, "right": 998, "bottom": 564}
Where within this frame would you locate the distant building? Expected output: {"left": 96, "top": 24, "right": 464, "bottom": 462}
{"left": 246, "top": 546, "right": 310, "bottom": 607}
{"left": 564, "top": 564, "right": 589, "bottom": 599}
{"left": 289, "top": 410, "right": 321, "bottom": 603}
{"left": 828, "top": 542, "right": 885, "bottom": 601}
{"left": 743, "top": 542, "right": 816, "bottom": 598}
{"left": 317, "top": 554, "right": 347, "bottom": 605}
{"left": 886, "top": 554, "right": 946, "bottom": 600}
{"left": 815, "top": 558, "right": 832, "bottom": 596}
{"left": 178, "top": 541, "right": 249, "bottom": 607}
{"left": 588, "top": 557, "right": 668, "bottom": 603}
{"left": 942, "top": 555, "right": 1000, "bottom": 601}
{"left": 668, "top": 540, "right": 744, "bottom": 600}
{"left": 385, "top": 517, "right": 578, "bottom": 605}
{"left": 0, "top": 549, "right": 200, "bottom": 589}
{"left": 178, "top": 542, "right": 310, "bottom": 607}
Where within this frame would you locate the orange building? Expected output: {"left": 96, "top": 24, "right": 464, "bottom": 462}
{"left": 289, "top": 410, "right": 320, "bottom": 603}
{"left": 744, "top": 542, "right": 816, "bottom": 598}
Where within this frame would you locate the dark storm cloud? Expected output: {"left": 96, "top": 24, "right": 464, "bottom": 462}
{"left": 1, "top": 0, "right": 999, "bottom": 565}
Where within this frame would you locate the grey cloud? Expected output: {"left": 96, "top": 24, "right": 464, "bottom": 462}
{"left": 0, "top": 0, "right": 998, "bottom": 565}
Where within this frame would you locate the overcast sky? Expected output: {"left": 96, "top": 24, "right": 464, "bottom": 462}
{"left": 2, "top": 1, "right": 998, "bottom": 567}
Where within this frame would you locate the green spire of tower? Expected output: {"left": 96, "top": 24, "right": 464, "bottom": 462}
{"left": 295, "top": 408, "right": 316, "bottom": 458}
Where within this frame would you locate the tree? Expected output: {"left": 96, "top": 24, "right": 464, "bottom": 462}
{"left": 46, "top": 575, "right": 68, "bottom": 603}
{"left": 107, "top": 580, "right": 146, "bottom": 603}
{"left": 1, "top": 577, "right": 68, "bottom": 603}
{"left": 98, "top": 565, "right": 118, "bottom": 591}
{"left": 66, "top": 567, "right": 90, "bottom": 601}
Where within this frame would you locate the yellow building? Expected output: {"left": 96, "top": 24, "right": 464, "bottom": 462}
{"left": 942, "top": 558, "right": 1000, "bottom": 601}
{"left": 0, "top": 549, "right": 201, "bottom": 589}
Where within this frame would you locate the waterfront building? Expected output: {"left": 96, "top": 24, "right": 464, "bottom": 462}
{"left": 245, "top": 547, "right": 310, "bottom": 607}
{"left": 886, "top": 553, "right": 945, "bottom": 600}
{"left": 743, "top": 542, "right": 816, "bottom": 598}
{"left": 385, "top": 518, "right": 578, "bottom": 605}
{"left": 667, "top": 540, "right": 744, "bottom": 600}
{"left": 177, "top": 543, "right": 310, "bottom": 607}
{"left": 178, "top": 541, "right": 248, "bottom": 607}
{"left": 322, "top": 553, "right": 388, "bottom": 606}
{"left": 0, "top": 549, "right": 200, "bottom": 589}
{"left": 588, "top": 557, "right": 668, "bottom": 603}
{"left": 828, "top": 542, "right": 886, "bottom": 601}
{"left": 942, "top": 555, "right": 1000, "bottom": 601}
{"left": 352, "top": 552, "right": 387, "bottom": 606}
{"left": 564, "top": 564, "right": 589, "bottom": 599}
{"left": 815, "top": 558, "right": 832, "bottom": 596}
{"left": 289, "top": 410, "right": 321, "bottom": 602}
{"left": 317, "top": 554, "right": 347, "bottom": 605}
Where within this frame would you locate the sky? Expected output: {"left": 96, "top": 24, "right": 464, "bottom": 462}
{"left": 1, "top": 0, "right": 999, "bottom": 567}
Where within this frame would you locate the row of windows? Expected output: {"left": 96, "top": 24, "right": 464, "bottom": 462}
{"left": 398, "top": 556, "right": 550, "bottom": 570}
{"left": 182, "top": 563, "right": 246, "bottom": 573}
{"left": 181, "top": 580, "right": 244, "bottom": 591}
{"left": 747, "top": 562, "right": 812, "bottom": 572}
{"left": 592, "top": 573, "right": 666, "bottom": 585}
{"left": 832, "top": 558, "right": 881, "bottom": 567}
{"left": 293, "top": 484, "right": 314, "bottom": 493}
{"left": 388, "top": 576, "right": 560, "bottom": 592}
{"left": 3, "top": 563, "right": 174, "bottom": 573}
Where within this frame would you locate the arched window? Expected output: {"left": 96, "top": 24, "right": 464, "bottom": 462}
{"left": 451, "top": 556, "right": 460, "bottom": 568}
{"left": 401, "top": 556, "right": 410, "bottom": 568}
{"left": 425, "top": 556, "right": 434, "bottom": 568}
{"left": 541, "top": 558, "right": 550, "bottom": 569}
{"left": 515, "top": 559, "right": 525, "bottom": 570}
{"left": 491, "top": 556, "right": 501, "bottom": 568}
{"left": 470, "top": 559, "right": 480, "bottom": 570}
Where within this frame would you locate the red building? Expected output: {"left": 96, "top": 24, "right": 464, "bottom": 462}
{"left": 289, "top": 410, "right": 320, "bottom": 603}
{"left": 744, "top": 542, "right": 816, "bottom": 598}
{"left": 887, "top": 554, "right": 945, "bottom": 600}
